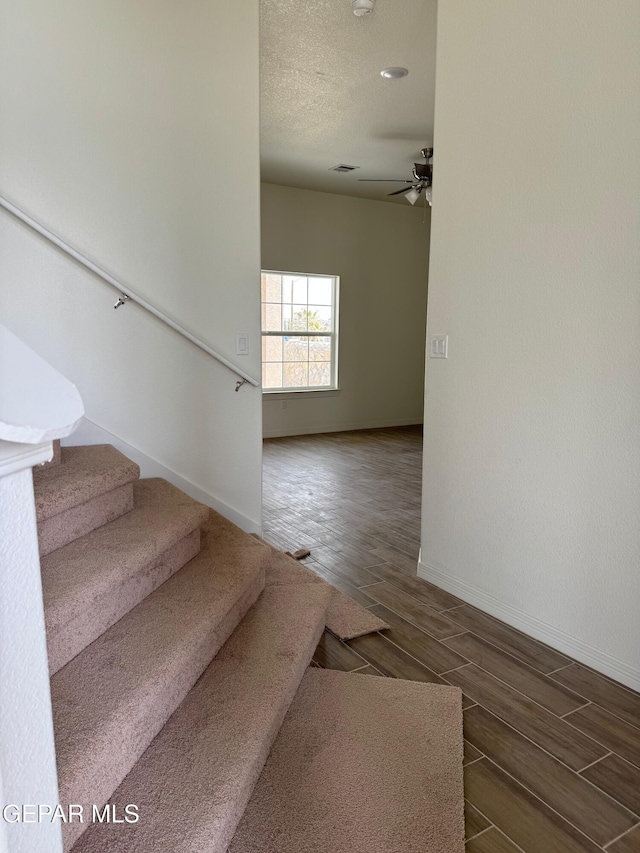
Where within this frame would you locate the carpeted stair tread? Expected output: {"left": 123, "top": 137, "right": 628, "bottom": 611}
{"left": 73, "top": 583, "right": 332, "bottom": 853}
{"left": 324, "top": 592, "right": 389, "bottom": 639}
{"left": 34, "top": 444, "right": 142, "bottom": 556}
{"left": 229, "top": 668, "right": 465, "bottom": 853}
{"left": 262, "top": 543, "right": 390, "bottom": 639}
{"left": 42, "top": 478, "right": 210, "bottom": 675}
{"left": 33, "top": 444, "right": 140, "bottom": 521}
{"left": 53, "top": 537, "right": 266, "bottom": 850}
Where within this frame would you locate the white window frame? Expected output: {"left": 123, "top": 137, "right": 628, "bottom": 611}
{"left": 261, "top": 269, "right": 340, "bottom": 395}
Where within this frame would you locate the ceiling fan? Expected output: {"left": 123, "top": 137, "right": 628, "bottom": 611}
{"left": 359, "top": 147, "right": 433, "bottom": 205}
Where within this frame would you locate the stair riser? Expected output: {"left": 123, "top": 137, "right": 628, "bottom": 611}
{"left": 38, "top": 484, "right": 134, "bottom": 557}
{"left": 34, "top": 445, "right": 140, "bottom": 524}
{"left": 47, "top": 529, "right": 202, "bottom": 675}
{"left": 59, "top": 573, "right": 265, "bottom": 851}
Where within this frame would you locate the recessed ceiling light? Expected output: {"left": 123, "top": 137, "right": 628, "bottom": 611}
{"left": 380, "top": 67, "right": 409, "bottom": 80}
{"left": 351, "top": 0, "right": 375, "bottom": 16}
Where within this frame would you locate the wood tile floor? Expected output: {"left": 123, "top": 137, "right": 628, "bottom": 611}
{"left": 263, "top": 425, "right": 640, "bottom": 853}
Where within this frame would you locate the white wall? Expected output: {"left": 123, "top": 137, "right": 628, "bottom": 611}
{"left": 261, "top": 184, "right": 430, "bottom": 437}
{"left": 0, "top": 0, "right": 262, "bottom": 530}
{"left": 421, "top": 1, "right": 640, "bottom": 689}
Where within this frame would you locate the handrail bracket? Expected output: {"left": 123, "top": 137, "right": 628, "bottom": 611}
{"left": 113, "top": 293, "right": 130, "bottom": 309}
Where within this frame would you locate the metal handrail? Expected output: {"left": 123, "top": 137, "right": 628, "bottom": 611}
{"left": 0, "top": 194, "right": 260, "bottom": 390}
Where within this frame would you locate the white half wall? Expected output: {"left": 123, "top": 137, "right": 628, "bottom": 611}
{"left": 0, "top": 441, "right": 62, "bottom": 853}
{"left": 0, "top": 0, "right": 262, "bottom": 530}
{"left": 421, "top": 1, "right": 640, "bottom": 690}
{"left": 261, "top": 184, "right": 430, "bottom": 437}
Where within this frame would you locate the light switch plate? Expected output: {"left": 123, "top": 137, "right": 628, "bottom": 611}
{"left": 235, "top": 333, "right": 249, "bottom": 356}
{"left": 428, "top": 335, "right": 448, "bottom": 358}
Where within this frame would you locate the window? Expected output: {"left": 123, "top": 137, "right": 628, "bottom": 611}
{"left": 261, "top": 270, "right": 339, "bottom": 393}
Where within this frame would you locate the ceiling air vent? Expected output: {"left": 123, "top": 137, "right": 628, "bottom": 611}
{"left": 329, "top": 164, "right": 359, "bottom": 173}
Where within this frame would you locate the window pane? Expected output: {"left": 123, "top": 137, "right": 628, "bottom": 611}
{"left": 263, "top": 362, "right": 283, "bottom": 389}
{"left": 291, "top": 305, "right": 309, "bottom": 331}
{"left": 281, "top": 276, "right": 295, "bottom": 303}
{"left": 308, "top": 277, "right": 332, "bottom": 306}
{"left": 308, "top": 336, "right": 332, "bottom": 361}
{"left": 262, "top": 273, "right": 281, "bottom": 303}
{"left": 283, "top": 362, "right": 309, "bottom": 388}
{"left": 262, "top": 335, "right": 283, "bottom": 362}
{"left": 282, "top": 304, "right": 292, "bottom": 331}
{"left": 261, "top": 302, "right": 282, "bottom": 332}
{"left": 283, "top": 336, "right": 309, "bottom": 362}
{"left": 309, "top": 361, "right": 331, "bottom": 387}
{"left": 282, "top": 304, "right": 309, "bottom": 331}
{"left": 291, "top": 276, "right": 307, "bottom": 304}
{"left": 307, "top": 305, "right": 332, "bottom": 331}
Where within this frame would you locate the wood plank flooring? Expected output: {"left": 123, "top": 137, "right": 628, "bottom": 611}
{"left": 263, "top": 425, "right": 640, "bottom": 852}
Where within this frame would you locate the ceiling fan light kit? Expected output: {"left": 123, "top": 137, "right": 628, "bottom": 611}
{"left": 358, "top": 147, "right": 433, "bottom": 205}
{"left": 351, "top": 0, "right": 375, "bottom": 16}
{"left": 404, "top": 187, "right": 421, "bottom": 205}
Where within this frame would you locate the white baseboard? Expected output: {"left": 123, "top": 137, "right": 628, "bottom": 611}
{"left": 418, "top": 559, "right": 640, "bottom": 694}
{"left": 263, "top": 417, "right": 423, "bottom": 439}
{"left": 64, "top": 417, "right": 261, "bottom": 535}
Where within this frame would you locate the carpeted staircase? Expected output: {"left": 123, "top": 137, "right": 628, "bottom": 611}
{"left": 33, "top": 442, "right": 464, "bottom": 852}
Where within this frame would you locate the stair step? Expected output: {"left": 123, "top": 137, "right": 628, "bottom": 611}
{"left": 230, "top": 669, "right": 465, "bottom": 853}
{"left": 43, "top": 479, "right": 209, "bottom": 675}
{"left": 34, "top": 445, "right": 140, "bottom": 556}
{"left": 71, "top": 583, "right": 331, "bottom": 853}
{"left": 53, "top": 534, "right": 267, "bottom": 850}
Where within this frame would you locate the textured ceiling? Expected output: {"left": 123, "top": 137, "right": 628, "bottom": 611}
{"left": 260, "top": 0, "right": 437, "bottom": 204}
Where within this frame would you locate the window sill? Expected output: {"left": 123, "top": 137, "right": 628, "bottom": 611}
{"left": 262, "top": 388, "right": 340, "bottom": 400}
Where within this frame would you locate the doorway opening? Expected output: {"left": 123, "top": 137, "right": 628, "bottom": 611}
{"left": 258, "top": 0, "right": 435, "bottom": 567}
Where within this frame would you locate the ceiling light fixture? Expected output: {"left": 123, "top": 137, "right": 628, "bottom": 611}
{"left": 404, "top": 187, "right": 421, "bottom": 205}
{"left": 380, "top": 67, "right": 409, "bottom": 80}
{"left": 351, "top": 0, "right": 375, "bottom": 16}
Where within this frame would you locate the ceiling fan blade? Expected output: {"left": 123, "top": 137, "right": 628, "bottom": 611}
{"left": 357, "top": 179, "right": 414, "bottom": 183}
{"left": 387, "top": 187, "right": 415, "bottom": 196}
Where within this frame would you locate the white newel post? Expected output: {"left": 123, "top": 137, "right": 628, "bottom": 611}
{"left": 0, "top": 324, "right": 84, "bottom": 853}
